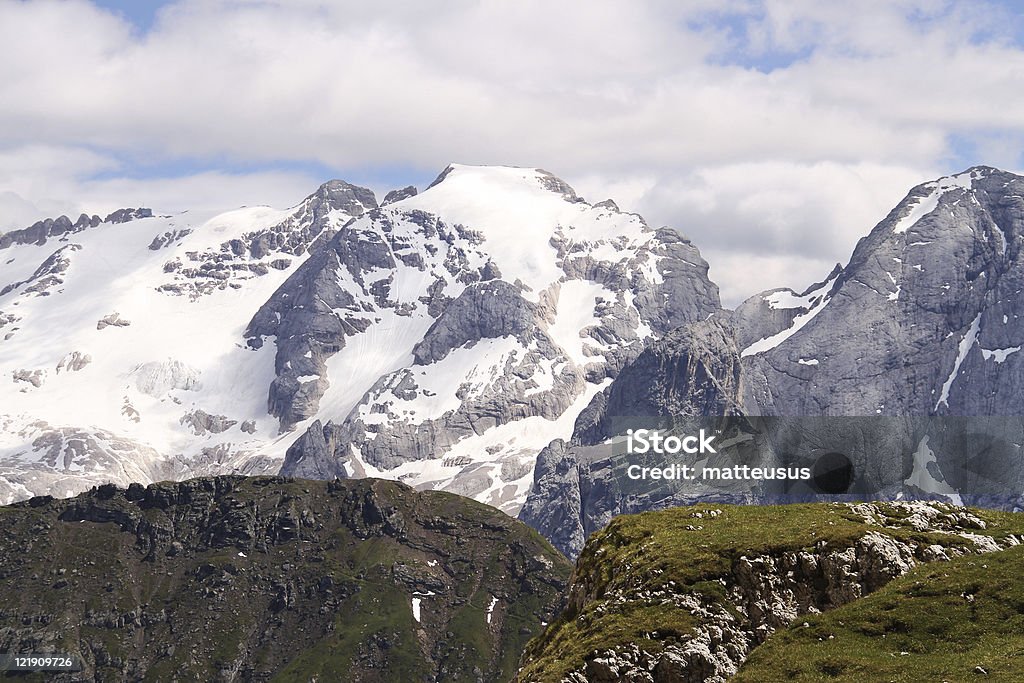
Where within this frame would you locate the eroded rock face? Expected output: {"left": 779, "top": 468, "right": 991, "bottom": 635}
{"left": 55, "top": 351, "right": 91, "bottom": 373}
{"left": 96, "top": 312, "right": 131, "bottom": 330}
{"left": 0, "top": 213, "right": 102, "bottom": 250}
{"left": 12, "top": 368, "right": 45, "bottom": 388}
{"left": 521, "top": 166, "right": 1024, "bottom": 555}
{"left": 180, "top": 410, "right": 238, "bottom": 436}
{"left": 520, "top": 319, "right": 750, "bottom": 557}
{"left": 156, "top": 180, "right": 376, "bottom": 300}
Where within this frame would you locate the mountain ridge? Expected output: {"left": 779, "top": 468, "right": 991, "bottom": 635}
{"left": 4, "top": 164, "right": 1024, "bottom": 553}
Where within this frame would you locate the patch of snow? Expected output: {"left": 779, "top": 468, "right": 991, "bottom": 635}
{"left": 981, "top": 346, "right": 1021, "bottom": 363}
{"left": 905, "top": 437, "right": 961, "bottom": 504}
{"left": 411, "top": 590, "right": 436, "bottom": 624}
{"left": 935, "top": 314, "right": 981, "bottom": 410}
{"left": 741, "top": 271, "right": 840, "bottom": 357}
{"left": 893, "top": 173, "right": 973, "bottom": 235}
{"left": 548, "top": 280, "right": 612, "bottom": 366}
{"left": 741, "top": 294, "right": 830, "bottom": 357}
{"left": 797, "top": 358, "right": 819, "bottom": 366}
{"left": 486, "top": 596, "right": 499, "bottom": 624}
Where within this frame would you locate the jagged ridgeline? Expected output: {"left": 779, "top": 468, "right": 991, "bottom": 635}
{"left": 4, "top": 163, "right": 1024, "bottom": 566}
{"left": 0, "top": 477, "right": 571, "bottom": 682}
{"left": 0, "top": 164, "right": 718, "bottom": 517}
{"left": 517, "top": 502, "right": 1024, "bottom": 682}
{"left": 523, "top": 166, "right": 1024, "bottom": 558}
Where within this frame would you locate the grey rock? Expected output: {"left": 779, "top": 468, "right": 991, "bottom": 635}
{"left": 12, "top": 369, "right": 45, "bottom": 388}
{"left": 158, "top": 180, "right": 375, "bottom": 299}
{"left": 55, "top": 351, "right": 91, "bottom": 373}
{"left": 411, "top": 279, "right": 537, "bottom": 364}
{"left": 740, "top": 166, "right": 1024, "bottom": 418}
{"left": 520, "top": 319, "right": 750, "bottom": 558}
{"left": 1, "top": 244, "right": 81, "bottom": 297}
{"left": 103, "top": 208, "right": 153, "bottom": 224}
{"left": 97, "top": 312, "right": 131, "bottom": 330}
{"left": 0, "top": 212, "right": 102, "bottom": 250}
{"left": 180, "top": 410, "right": 238, "bottom": 436}
{"left": 382, "top": 185, "right": 418, "bottom": 205}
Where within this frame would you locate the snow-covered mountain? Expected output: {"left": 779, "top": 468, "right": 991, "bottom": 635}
{"left": 0, "top": 164, "right": 719, "bottom": 512}
{"left": 0, "top": 179, "right": 378, "bottom": 504}
{"left": 9, "top": 162, "right": 1024, "bottom": 541}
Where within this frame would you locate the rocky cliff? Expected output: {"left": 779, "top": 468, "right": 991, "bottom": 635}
{"left": 516, "top": 501, "right": 1024, "bottom": 682}
{"left": 0, "top": 476, "right": 571, "bottom": 682}
{"left": 520, "top": 166, "right": 1024, "bottom": 557}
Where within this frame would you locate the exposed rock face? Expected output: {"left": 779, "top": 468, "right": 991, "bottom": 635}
{"left": 96, "top": 312, "right": 131, "bottom": 330}
{"left": 55, "top": 351, "right": 91, "bottom": 373}
{"left": 0, "top": 209, "right": 152, "bottom": 251}
{"left": 517, "top": 501, "right": 1024, "bottom": 683}
{"left": 0, "top": 213, "right": 100, "bottom": 250}
{"left": 103, "top": 207, "right": 153, "bottom": 224}
{"left": 739, "top": 166, "right": 1024, "bottom": 417}
{"left": 0, "top": 476, "right": 572, "bottom": 682}
{"left": 520, "top": 319, "right": 750, "bottom": 557}
{"left": 521, "top": 166, "right": 1024, "bottom": 555}
{"left": 383, "top": 185, "right": 418, "bottom": 205}
{"left": 180, "top": 409, "right": 238, "bottom": 436}
{"left": 12, "top": 368, "right": 45, "bottom": 388}
{"left": 156, "top": 180, "right": 376, "bottom": 300}
{"left": 1, "top": 243, "right": 81, "bottom": 297}
{"left": 270, "top": 165, "right": 721, "bottom": 513}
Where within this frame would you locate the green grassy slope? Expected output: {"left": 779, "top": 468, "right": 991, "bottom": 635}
{"left": 735, "top": 543, "right": 1024, "bottom": 682}
{"left": 0, "top": 476, "right": 571, "bottom": 682}
{"left": 517, "top": 502, "right": 1024, "bottom": 682}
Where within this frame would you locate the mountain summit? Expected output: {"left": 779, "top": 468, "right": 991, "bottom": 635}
{"left": 0, "top": 165, "right": 719, "bottom": 512}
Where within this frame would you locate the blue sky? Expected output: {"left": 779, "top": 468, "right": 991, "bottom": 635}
{"left": 4, "top": 0, "right": 1024, "bottom": 303}
{"left": 92, "top": 0, "right": 164, "bottom": 31}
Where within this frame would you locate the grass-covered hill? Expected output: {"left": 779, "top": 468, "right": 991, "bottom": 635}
{"left": 0, "top": 476, "right": 572, "bottom": 682}
{"left": 734, "top": 543, "right": 1024, "bottom": 681}
{"left": 517, "top": 501, "right": 1024, "bottom": 682}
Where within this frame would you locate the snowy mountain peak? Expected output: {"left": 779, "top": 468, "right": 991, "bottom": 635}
{"left": 422, "top": 164, "right": 582, "bottom": 203}
{"left": 0, "top": 161, "right": 722, "bottom": 513}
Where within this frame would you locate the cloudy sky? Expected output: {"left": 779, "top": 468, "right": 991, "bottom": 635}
{"left": 2, "top": 0, "right": 1023, "bottom": 305}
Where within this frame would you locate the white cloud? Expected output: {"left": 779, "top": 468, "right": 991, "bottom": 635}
{"left": 0, "top": 0, "right": 1022, "bottom": 302}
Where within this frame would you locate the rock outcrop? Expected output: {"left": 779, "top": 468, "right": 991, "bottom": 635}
{"left": 517, "top": 501, "right": 1024, "bottom": 683}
